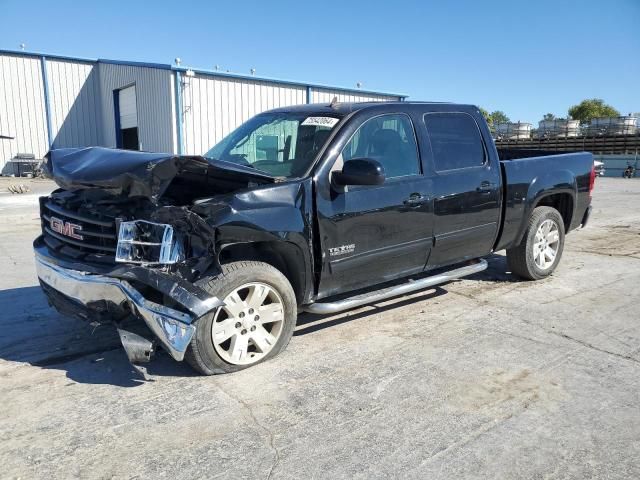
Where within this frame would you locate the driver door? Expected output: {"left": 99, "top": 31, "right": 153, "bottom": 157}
{"left": 315, "top": 113, "right": 434, "bottom": 298}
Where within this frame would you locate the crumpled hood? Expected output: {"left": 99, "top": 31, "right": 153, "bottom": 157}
{"left": 44, "top": 147, "right": 275, "bottom": 202}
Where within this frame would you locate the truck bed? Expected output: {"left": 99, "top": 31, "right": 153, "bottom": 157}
{"left": 495, "top": 151, "right": 594, "bottom": 251}
{"left": 497, "top": 148, "right": 564, "bottom": 161}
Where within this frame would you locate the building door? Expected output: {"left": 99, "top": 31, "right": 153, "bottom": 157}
{"left": 115, "top": 85, "right": 139, "bottom": 150}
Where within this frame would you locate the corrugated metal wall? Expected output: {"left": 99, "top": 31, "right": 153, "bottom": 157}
{"left": 97, "top": 63, "right": 175, "bottom": 153}
{"left": 46, "top": 59, "right": 101, "bottom": 148}
{"left": 310, "top": 87, "right": 396, "bottom": 104}
{"left": 0, "top": 54, "right": 49, "bottom": 172}
{"left": 181, "top": 76, "right": 400, "bottom": 155}
{"left": 1, "top": 50, "right": 404, "bottom": 171}
{"left": 181, "top": 74, "right": 306, "bottom": 155}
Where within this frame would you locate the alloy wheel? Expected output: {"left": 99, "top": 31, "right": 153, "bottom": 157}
{"left": 211, "top": 282, "right": 285, "bottom": 365}
{"left": 533, "top": 219, "right": 560, "bottom": 270}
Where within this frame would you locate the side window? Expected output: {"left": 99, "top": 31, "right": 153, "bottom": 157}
{"left": 341, "top": 114, "right": 420, "bottom": 178}
{"left": 423, "top": 113, "right": 486, "bottom": 171}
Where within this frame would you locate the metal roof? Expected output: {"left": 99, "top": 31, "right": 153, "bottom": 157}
{"left": 0, "top": 49, "right": 408, "bottom": 99}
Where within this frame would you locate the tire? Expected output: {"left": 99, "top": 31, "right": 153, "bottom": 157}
{"left": 185, "top": 261, "right": 297, "bottom": 375}
{"left": 506, "top": 206, "right": 565, "bottom": 281}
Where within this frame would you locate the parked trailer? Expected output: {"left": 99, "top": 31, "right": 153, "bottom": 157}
{"left": 537, "top": 119, "right": 581, "bottom": 138}
{"left": 587, "top": 116, "right": 638, "bottom": 136}
{"left": 494, "top": 122, "right": 532, "bottom": 140}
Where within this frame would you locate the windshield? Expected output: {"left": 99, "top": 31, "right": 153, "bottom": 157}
{"left": 204, "top": 112, "right": 342, "bottom": 177}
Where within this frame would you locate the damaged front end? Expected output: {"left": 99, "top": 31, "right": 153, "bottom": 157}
{"left": 35, "top": 147, "right": 277, "bottom": 370}
{"left": 34, "top": 250, "right": 214, "bottom": 362}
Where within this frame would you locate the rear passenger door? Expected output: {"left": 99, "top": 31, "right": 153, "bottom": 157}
{"left": 423, "top": 112, "right": 501, "bottom": 268}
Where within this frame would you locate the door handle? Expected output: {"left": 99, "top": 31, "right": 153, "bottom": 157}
{"left": 403, "top": 193, "right": 428, "bottom": 206}
{"left": 476, "top": 181, "right": 496, "bottom": 193}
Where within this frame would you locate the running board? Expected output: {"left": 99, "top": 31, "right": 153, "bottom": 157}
{"left": 303, "top": 259, "right": 488, "bottom": 315}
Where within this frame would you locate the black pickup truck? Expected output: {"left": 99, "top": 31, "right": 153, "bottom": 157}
{"left": 34, "top": 101, "right": 594, "bottom": 375}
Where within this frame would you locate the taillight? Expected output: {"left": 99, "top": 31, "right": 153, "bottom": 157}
{"left": 588, "top": 164, "right": 596, "bottom": 198}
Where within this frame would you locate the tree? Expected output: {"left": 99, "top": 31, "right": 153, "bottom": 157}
{"left": 543, "top": 113, "right": 556, "bottom": 121}
{"left": 479, "top": 107, "right": 492, "bottom": 127}
{"left": 489, "top": 110, "right": 510, "bottom": 125}
{"left": 568, "top": 99, "right": 619, "bottom": 124}
{"left": 479, "top": 108, "right": 512, "bottom": 129}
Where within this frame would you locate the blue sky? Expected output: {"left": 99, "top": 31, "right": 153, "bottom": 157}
{"left": 1, "top": 0, "right": 638, "bottom": 123}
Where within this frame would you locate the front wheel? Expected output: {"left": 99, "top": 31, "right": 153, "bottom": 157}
{"left": 506, "top": 206, "right": 565, "bottom": 280}
{"left": 185, "top": 261, "right": 297, "bottom": 375}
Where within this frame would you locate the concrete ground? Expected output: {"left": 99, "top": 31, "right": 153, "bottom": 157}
{"left": 0, "top": 177, "right": 639, "bottom": 479}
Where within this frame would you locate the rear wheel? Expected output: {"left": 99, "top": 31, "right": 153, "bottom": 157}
{"left": 506, "top": 206, "right": 565, "bottom": 280}
{"left": 185, "top": 261, "right": 297, "bottom": 375}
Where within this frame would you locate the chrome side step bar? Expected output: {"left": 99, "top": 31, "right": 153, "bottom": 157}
{"left": 303, "top": 259, "right": 488, "bottom": 315}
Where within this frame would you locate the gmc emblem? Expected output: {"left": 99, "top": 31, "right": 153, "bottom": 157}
{"left": 50, "top": 216, "right": 84, "bottom": 240}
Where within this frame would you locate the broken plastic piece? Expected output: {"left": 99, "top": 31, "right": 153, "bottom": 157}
{"left": 117, "top": 328, "right": 155, "bottom": 364}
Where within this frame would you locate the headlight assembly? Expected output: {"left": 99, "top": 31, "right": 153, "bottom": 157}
{"left": 116, "top": 220, "right": 185, "bottom": 265}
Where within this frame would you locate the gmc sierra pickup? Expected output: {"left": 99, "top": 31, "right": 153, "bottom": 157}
{"left": 34, "top": 101, "right": 594, "bottom": 375}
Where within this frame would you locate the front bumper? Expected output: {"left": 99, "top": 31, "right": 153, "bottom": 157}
{"left": 34, "top": 246, "right": 222, "bottom": 361}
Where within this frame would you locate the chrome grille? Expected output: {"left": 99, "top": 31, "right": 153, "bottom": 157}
{"left": 40, "top": 198, "right": 119, "bottom": 262}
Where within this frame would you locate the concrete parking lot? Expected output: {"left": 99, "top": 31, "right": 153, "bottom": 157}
{"left": 0, "top": 177, "right": 639, "bottom": 479}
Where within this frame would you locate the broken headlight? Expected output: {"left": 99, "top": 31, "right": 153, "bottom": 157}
{"left": 115, "top": 220, "right": 185, "bottom": 265}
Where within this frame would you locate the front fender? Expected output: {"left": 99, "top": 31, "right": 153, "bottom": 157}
{"left": 192, "top": 180, "right": 315, "bottom": 301}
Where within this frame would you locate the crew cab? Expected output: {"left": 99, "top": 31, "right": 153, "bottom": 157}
{"left": 34, "top": 101, "right": 595, "bottom": 375}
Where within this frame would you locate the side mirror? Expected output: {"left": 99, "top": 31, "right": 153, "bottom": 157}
{"left": 333, "top": 158, "right": 385, "bottom": 186}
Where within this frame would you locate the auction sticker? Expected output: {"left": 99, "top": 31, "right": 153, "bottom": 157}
{"left": 302, "top": 117, "right": 340, "bottom": 128}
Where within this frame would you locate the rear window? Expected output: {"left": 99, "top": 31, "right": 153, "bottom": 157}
{"left": 423, "top": 113, "right": 485, "bottom": 171}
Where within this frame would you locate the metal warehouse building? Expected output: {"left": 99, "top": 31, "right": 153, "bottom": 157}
{"left": 0, "top": 49, "right": 405, "bottom": 174}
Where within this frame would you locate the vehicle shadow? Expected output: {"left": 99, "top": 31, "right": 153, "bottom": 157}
{"left": 0, "top": 255, "right": 518, "bottom": 386}
{"left": 295, "top": 287, "right": 448, "bottom": 336}
{"left": 467, "top": 253, "right": 521, "bottom": 283}
{"left": 294, "top": 253, "right": 521, "bottom": 335}
{"left": 0, "top": 285, "right": 196, "bottom": 387}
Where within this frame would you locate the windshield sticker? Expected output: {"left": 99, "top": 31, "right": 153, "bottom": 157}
{"left": 302, "top": 117, "right": 340, "bottom": 128}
